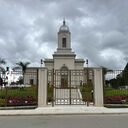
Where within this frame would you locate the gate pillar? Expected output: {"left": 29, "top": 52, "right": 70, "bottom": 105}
{"left": 38, "top": 68, "right": 47, "bottom": 107}
{"left": 93, "top": 68, "right": 104, "bottom": 107}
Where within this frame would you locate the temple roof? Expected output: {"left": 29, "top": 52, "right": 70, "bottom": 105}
{"left": 59, "top": 20, "right": 69, "bottom": 32}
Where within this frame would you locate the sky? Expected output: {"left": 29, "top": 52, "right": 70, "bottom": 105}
{"left": 0, "top": 0, "right": 128, "bottom": 70}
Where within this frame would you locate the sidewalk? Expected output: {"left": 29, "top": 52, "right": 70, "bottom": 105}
{"left": 1, "top": 106, "right": 128, "bottom": 116}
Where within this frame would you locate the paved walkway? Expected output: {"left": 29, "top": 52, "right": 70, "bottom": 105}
{"left": 55, "top": 89, "right": 85, "bottom": 104}
{"left": 1, "top": 106, "right": 128, "bottom": 116}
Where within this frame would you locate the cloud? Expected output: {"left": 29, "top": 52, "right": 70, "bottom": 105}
{"left": 0, "top": 0, "right": 128, "bottom": 69}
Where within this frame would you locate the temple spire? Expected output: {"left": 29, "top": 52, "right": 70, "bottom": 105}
{"left": 63, "top": 19, "right": 65, "bottom": 25}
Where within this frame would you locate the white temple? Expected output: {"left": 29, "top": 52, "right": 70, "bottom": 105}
{"left": 44, "top": 20, "right": 85, "bottom": 70}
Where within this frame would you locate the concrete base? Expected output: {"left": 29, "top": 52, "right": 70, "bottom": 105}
{"left": 1, "top": 106, "right": 128, "bottom": 116}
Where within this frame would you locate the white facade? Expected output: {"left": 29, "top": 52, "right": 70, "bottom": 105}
{"left": 44, "top": 20, "right": 85, "bottom": 70}
{"left": 24, "top": 68, "right": 38, "bottom": 85}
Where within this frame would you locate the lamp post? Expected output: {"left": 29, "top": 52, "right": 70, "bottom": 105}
{"left": 41, "top": 59, "right": 43, "bottom": 67}
{"left": 86, "top": 59, "right": 88, "bottom": 68}
{"left": 86, "top": 59, "right": 89, "bottom": 106}
{"left": 5, "top": 66, "right": 9, "bottom": 107}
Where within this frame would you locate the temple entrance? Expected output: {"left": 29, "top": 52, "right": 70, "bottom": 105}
{"left": 47, "top": 69, "right": 94, "bottom": 106}
{"left": 61, "top": 74, "right": 68, "bottom": 88}
{"left": 60, "top": 66, "right": 68, "bottom": 88}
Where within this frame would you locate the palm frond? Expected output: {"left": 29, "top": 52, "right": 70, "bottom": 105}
{"left": 12, "top": 66, "right": 22, "bottom": 71}
{"left": 15, "top": 61, "right": 30, "bottom": 73}
{"left": 0, "top": 58, "right": 6, "bottom": 65}
{"left": 0, "top": 67, "right": 5, "bottom": 73}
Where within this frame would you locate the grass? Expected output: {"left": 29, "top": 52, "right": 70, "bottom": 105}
{"left": 104, "top": 87, "right": 128, "bottom": 97}
{"left": 0, "top": 86, "right": 37, "bottom": 99}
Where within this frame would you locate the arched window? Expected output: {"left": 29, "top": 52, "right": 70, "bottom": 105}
{"left": 60, "top": 66, "right": 68, "bottom": 88}
{"left": 60, "top": 66, "right": 68, "bottom": 71}
{"left": 62, "top": 38, "right": 66, "bottom": 48}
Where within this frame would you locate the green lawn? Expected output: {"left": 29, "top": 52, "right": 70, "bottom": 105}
{"left": 2, "top": 86, "right": 127, "bottom": 104}
{"left": 0, "top": 86, "right": 37, "bottom": 99}
{"left": 104, "top": 88, "right": 128, "bottom": 97}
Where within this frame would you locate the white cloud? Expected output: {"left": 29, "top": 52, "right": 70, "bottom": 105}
{"left": 0, "top": 0, "right": 128, "bottom": 69}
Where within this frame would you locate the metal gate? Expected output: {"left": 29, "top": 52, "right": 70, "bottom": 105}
{"left": 47, "top": 69, "right": 94, "bottom": 106}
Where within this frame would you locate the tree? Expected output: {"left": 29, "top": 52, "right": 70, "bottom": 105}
{"left": 15, "top": 61, "right": 30, "bottom": 84}
{"left": 119, "top": 63, "right": 128, "bottom": 86}
{"left": 0, "top": 58, "right": 6, "bottom": 86}
{"left": 17, "top": 76, "right": 23, "bottom": 85}
{"left": 0, "top": 58, "right": 6, "bottom": 72}
{"left": 16, "top": 62, "right": 30, "bottom": 74}
{"left": 0, "top": 58, "right": 6, "bottom": 65}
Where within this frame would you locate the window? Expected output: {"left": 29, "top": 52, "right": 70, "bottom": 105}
{"left": 62, "top": 38, "right": 66, "bottom": 48}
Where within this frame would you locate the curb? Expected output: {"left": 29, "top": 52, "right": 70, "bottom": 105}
{"left": 1, "top": 107, "right": 128, "bottom": 116}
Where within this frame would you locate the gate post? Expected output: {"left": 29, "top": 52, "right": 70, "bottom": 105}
{"left": 38, "top": 68, "right": 47, "bottom": 107}
{"left": 93, "top": 68, "right": 104, "bottom": 107}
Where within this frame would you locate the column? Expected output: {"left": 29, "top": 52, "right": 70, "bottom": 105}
{"left": 38, "top": 68, "right": 47, "bottom": 107}
{"left": 93, "top": 68, "right": 104, "bottom": 107}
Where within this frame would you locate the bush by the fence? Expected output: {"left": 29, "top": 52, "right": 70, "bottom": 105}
{"left": 7, "top": 96, "right": 37, "bottom": 106}
{"left": 0, "top": 99, "right": 5, "bottom": 107}
{"left": 47, "top": 86, "right": 53, "bottom": 102}
{"left": 104, "top": 96, "right": 128, "bottom": 104}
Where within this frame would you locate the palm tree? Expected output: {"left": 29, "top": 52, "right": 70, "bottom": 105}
{"left": 16, "top": 61, "right": 30, "bottom": 73}
{"left": 15, "top": 61, "right": 30, "bottom": 84}
{"left": 0, "top": 58, "right": 6, "bottom": 65}
{"left": 0, "top": 58, "right": 6, "bottom": 73}
{"left": 0, "top": 58, "right": 6, "bottom": 86}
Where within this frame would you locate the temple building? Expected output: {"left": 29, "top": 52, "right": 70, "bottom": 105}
{"left": 24, "top": 20, "right": 91, "bottom": 87}
{"left": 44, "top": 20, "right": 85, "bottom": 70}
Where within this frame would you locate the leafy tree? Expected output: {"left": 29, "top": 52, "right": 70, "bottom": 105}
{"left": 109, "top": 78, "right": 118, "bottom": 88}
{"left": 121, "top": 63, "right": 128, "bottom": 86}
{"left": 107, "top": 63, "right": 128, "bottom": 88}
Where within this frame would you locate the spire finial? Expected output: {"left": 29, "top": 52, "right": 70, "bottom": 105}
{"left": 63, "top": 18, "right": 65, "bottom": 25}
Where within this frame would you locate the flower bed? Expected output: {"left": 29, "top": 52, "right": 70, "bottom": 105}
{"left": 104, "top": 96, "right": 128, "bottom": 104}
{"left": 7, "top": 96, "right": 37, "bottom": 106}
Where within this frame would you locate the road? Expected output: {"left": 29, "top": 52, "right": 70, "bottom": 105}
{"left": 0, "top": 115, "right": 128, "bottom": 128}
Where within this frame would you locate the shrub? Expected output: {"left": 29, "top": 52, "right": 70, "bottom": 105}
{"left": 0, "top": 99, "right": 5, "bottom": 107}
{"left": 47, "top": 86, "right": 53, "bottom": 102}
{"left": 7, "top": 96, "right": 37, "bottom": 106}
{"left": 104, "top": 96, "right": 128, "bottom": 104}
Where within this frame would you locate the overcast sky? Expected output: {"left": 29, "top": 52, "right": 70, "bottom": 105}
{"left": 0, "top": 0, "right": 128, "bottom": 69}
